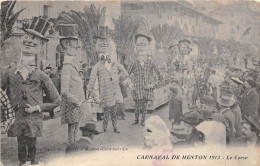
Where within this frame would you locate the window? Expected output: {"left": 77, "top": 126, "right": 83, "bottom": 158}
{"left": 43, "top": 5, "right": 50, "bottom": 18}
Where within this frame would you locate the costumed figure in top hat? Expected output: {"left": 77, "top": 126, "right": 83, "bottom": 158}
{"left": 128, "top": 20, "right": 163, "bottom": 126}
{"left": 1, "top": 17, "right": 61, "bottom": 165}
{"left": 87, "top": 26, "right": 129, "bottom": 133}
{"left": 58, "top": 24, "right": 86, "bottom": 143}
{"left": 107, "top": 40, "right": 132, "bottom": 120}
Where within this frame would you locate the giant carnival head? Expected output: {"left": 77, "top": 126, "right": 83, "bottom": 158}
{"left": 94, "top": 26, "right": 113, "bottom": 61}
{"left": 179, "top": 39, "right": 192, "bottom": 56}
{"left": 58, "top": 24, "right": 81, "bottom": 58}
{"left": 108, "top": 39, "right": 118, "bottom": 63}
{"left": 94, "top": 26, "right": 110, "bottom": 53}
{"left": 135, "top": 20, "right": 152, "bottom": 53}
{"left": 168, "top": 39, "right": 179, "bottom": 56}
{"left": 21, "top": 17, "right": 50, "bottom": 67}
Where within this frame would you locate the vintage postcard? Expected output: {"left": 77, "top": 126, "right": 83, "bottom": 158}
{"left": 1, "top": 0, "right": 260, "bottom": 165}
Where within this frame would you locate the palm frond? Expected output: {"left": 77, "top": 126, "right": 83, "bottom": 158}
{"left": 56, "top": 4, "right": 106, "bottom": 64}
{"left": 1, "top": 0, "right": 24, "bottom": 46}
{"left": 6, "top": 1, "right": 16, "bottom": 21}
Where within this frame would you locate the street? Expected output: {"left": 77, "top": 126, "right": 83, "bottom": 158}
{"left": 1, "top": 66, "right": 256, "bottom": 166}
{"left": 1, "top": 67, "right": 227, "bottom": 166}
{"left": 1, "top": 103, "right": 173, "bottom": 166}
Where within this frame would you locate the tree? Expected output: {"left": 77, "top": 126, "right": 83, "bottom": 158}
{"left": 0, "top": 0, "right": 25, "bottom": 47}
{"left": 56, "top": 4, "right": 106, "bottom": 64}
{"left": 193, "top": 37, "right": 215, "bottom": 57}
{"left": 151, "top": 24, "right": 185, "bottom": 50}
{"left": 112, "top": 16, "right": 141, "bottom": 66}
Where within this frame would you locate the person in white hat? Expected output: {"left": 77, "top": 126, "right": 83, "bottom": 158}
{"left": 225, "top": 89, "right": 243, "bottom": 138}
{"left": 195, "top": 121, "right": 226, "bottom": 146}
{"left": 217, "top": 94, "right": 236, "bottom": 144}
{"left": 144, "top": 116, "right": 172, "bottom": 149}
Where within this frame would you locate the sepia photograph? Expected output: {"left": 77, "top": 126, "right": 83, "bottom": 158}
{"left": 0, "top": 0, "right": 260, "bottom": 165}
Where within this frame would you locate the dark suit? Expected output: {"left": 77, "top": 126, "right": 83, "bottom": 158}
{"left": 65, "top": 138, "right": 92, "bottom": 154}
{"left": 241, "top": 88, "right": 259, "bottom": 118}
{"left": 230, "top": 103, "right": 243, "bottom": 137}
{"left": 169, "top": 94, "right": 182, "bottom": 123}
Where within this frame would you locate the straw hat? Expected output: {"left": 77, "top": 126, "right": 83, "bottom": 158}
{"left": 229, "top": 76, "right": 243, "bottom": 85}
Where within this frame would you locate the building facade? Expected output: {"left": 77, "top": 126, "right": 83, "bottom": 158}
{"left": 196, "top": 1, "right": 260, "bottom": 46}
{"left": 121, "top": 0, "right": 222, "bottom": 39}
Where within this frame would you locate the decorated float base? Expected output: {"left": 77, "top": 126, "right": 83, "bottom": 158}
{"left": 124, "top": 82, "right": 172, "bottom": 113}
